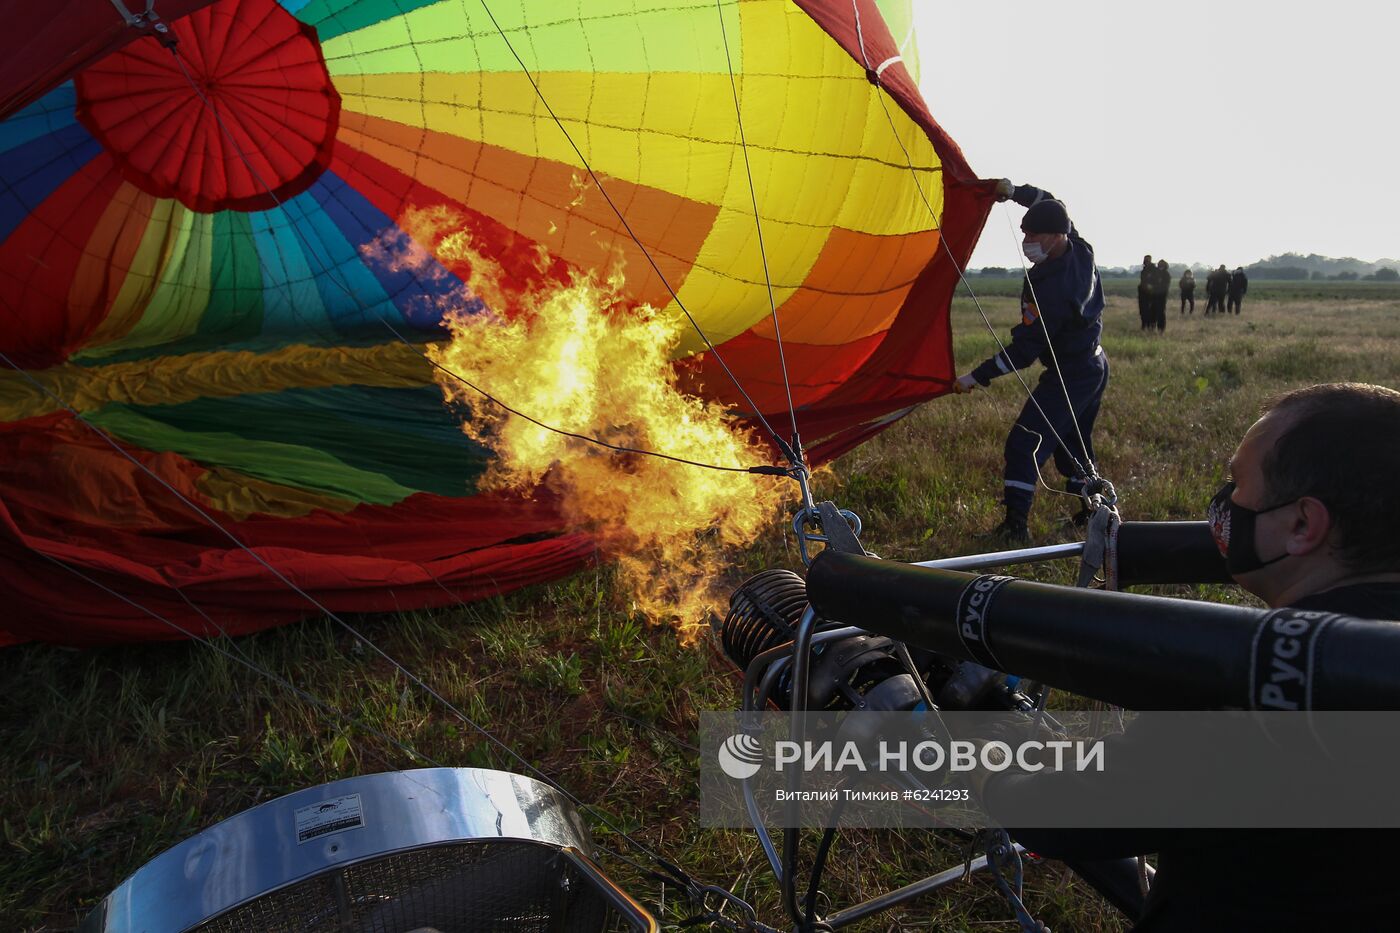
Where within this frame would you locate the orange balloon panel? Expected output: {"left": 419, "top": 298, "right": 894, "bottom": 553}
{"left": 0, "top": 0, "right": 992, "bottom": 644}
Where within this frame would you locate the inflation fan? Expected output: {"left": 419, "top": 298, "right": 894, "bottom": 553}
{"left": 78, "top": 768, "right": 656, "bottom": 933}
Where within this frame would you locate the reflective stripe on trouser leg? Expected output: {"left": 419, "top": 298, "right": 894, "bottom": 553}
{"left": 1056, "top": 354, "right": 1109, "bottom": 492}
{"left": 1002, "top": 355, "right": 1108, "bottom": 517}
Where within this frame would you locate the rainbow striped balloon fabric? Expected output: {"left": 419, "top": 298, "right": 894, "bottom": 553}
{"left": 0, "top": 0, "right": 992, "bottom": 645}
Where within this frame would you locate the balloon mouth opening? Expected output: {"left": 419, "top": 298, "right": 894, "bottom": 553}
{"left": 73, "top": 0, "right": 340, "bottom": 213}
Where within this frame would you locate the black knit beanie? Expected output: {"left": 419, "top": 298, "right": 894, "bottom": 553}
{"left": 1021, "top": 199, "right": 1071, "bottom": 235}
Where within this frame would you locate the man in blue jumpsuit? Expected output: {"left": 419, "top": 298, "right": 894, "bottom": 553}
{"left": 953, "top": 181, "right": 1108, "bottom": 544}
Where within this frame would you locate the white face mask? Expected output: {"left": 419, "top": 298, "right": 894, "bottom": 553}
{"left": 1022, "top": 240, "right": 1049, "bottom": 264}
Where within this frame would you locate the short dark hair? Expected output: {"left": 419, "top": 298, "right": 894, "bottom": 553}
{"left": 1262, "top": 383, "right": 1400, "bottom": 572}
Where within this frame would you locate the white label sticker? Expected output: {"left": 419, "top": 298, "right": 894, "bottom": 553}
{"left": 295, "top": 793, "right": 364, "bottom": 845}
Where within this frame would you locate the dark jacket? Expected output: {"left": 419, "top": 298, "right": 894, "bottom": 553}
{"left": 1228, "top": 271, "right": 1248, "bottom": 298}
{"left": 1153, "top": 265, "right": 1172, "bottom": 296}
{"left": 970, "top": 186, "right": 1104, "bottom": 386}
{"left": 1205, "top": 269, "right": 1229, "bottom": 297}
{"left": 1138, "top": 265, "right": 1157, "bottom": 297}
{"left": 989, "top": 582, "right": 1400, "bottom": 932}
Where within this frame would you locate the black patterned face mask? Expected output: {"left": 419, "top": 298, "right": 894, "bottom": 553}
{"left": 1207, "top": 481, "right": 1292, "bottom": 574}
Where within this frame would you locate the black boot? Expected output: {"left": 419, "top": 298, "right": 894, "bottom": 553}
{"left": 981, "top": 510, "right": 1030, "bottom": 548}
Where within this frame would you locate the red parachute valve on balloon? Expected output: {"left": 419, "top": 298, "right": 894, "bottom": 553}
{"left": 0, "top": 0, "right": 996, "bottom": 646}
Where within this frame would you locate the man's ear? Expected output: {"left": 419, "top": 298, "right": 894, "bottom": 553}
{"left": 1287, "top": 496, "right": 1334, "bottom": 556}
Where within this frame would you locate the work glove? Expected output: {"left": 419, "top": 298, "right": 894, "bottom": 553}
{"left": 993, "top": 178, "right": 1015, "bottom": 202}
{"left": 953, "top": 373, "right": 979, "bottom": 394}
{"left": 958, "top": 716, "right": 1068, "bottom": 799}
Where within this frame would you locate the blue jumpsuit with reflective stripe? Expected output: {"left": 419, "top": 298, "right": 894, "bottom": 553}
{"left": 969, "top": 186, "right": 1109, "bottom": 520}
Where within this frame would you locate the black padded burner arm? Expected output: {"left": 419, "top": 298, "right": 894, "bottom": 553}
{"left": 805, "top": 551, "right": 1400, "bottom": 711}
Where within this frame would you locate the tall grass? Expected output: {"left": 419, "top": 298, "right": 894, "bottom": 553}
{"left": 4, "top": 287, "right": 1398, "bottom": 931}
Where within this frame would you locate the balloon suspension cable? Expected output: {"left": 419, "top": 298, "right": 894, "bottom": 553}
{"left": 109, "top": 0, "right": 178, "bottom": 48}
{"left": 28, "top": 16, "right": 816, "bottom": 927}
{"left": 713, "top": 0, "right": 802, "bottom": 451}
{"left": 859, "top": 56, "right": 1093, "bottom": 485}
{"left": 789, "top": 487, "right": 866, "bottom": 569}
{"left": 0, "top": 348, "right": 717, "bottom": 914}
{"left": 2, "top": 32, "right": 794, "bottom": 925}
{"left": 1012, "top": 425, "right": 1086, "bottom": 504}
{"left": 1002, "top": 202, "right": 1098, "bottom": 480}
{"left": 33, "top": 550, "right": 450, "bottom": 779}
{"left": 33, "top": 531, "right": 733, "bottom": 925}
{"left": 22, "top": 12, "right": 1037, "bottom": 931}
{"left": 470, "top": 0, "right": 794, "bottom": 460}
{"left": 111, "top": 45, "right": 792, "bottom": 858}
{"left": 24, "top": 385, "right": 724, "bottom": 912}
{"left": 1016, "top": 423, "right": 1117, "bottom": 525}
{"left": 160, "top": 46, "right": 786, "bottom": 479}
{"left": 851, "top": 21, "right": 1054, "bottom": 932}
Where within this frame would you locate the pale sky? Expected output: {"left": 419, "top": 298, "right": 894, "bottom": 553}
{"left": 913, "top": 1, "right": 1400, "bottom": 269}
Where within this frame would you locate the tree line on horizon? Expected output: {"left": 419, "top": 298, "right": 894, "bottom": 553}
{"left": 978, "top": 252, "right": 1399, "bottom": 281}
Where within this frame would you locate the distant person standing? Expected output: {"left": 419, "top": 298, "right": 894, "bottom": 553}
{"left": 1205, "top": 264, "right": 1230, "bottom": 315}
{"left": 1228, "top": 267, "right": 1249, "bottom": 314}
{"left": 1153, "top": 259, "right": 1171, "bottom": 331}
{"left": 1179, "top": 268, "right": 1196, "bottom": 314}
{"left": 1138, "top": 255, "right": 1156, "bottom": 330}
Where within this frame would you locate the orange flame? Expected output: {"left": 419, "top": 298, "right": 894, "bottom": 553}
{"left": 382, "top": 207, "right": 786, "bottom": 642}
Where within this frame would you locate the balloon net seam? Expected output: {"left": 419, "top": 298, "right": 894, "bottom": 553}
{"left": 154, "top": 41, "right": 788, "bottom": 478}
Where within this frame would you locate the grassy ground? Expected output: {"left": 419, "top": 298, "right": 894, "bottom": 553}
{"left": 5, "top": 282, "right": 1399, "bottom": 931}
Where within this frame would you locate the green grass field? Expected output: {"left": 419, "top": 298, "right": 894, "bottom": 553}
{"left": 4, "top": 282, "right": 1399, "bottom": 931}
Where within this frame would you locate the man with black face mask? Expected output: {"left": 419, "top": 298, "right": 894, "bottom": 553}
{"left": 951, "top": 180, "right": 1108, "bottom": 543}
{"left": 1204, "top": 383, "right": 1400, "bottom": 613}
{"left": 979, "top": 382, "right": 1400, "bottom": 931}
